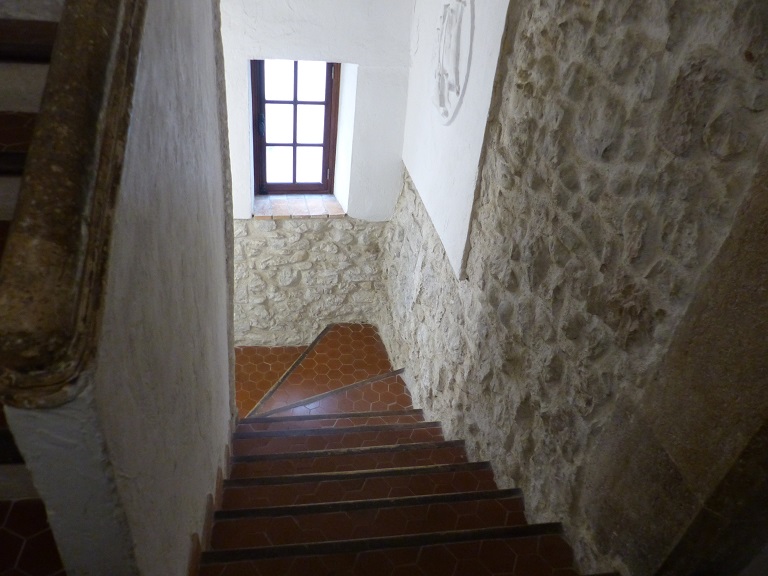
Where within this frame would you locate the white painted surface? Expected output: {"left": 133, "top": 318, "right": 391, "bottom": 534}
{"left": 6, "top": 381, "right": 139, "bottom": 576}
{"left": 403, "top": 0, "right": 509, "bottom": 275}
{"left": 346, "top": 66, "right": 410, "bottom": 220}
{"left": 221, "top": 0, "right": 413, "bottom": 221}
{"left": 91, "top": 0, "right": 234, "bottom": 574}
{"left": 334, "top": 64, "right": 359, "bottom": 213}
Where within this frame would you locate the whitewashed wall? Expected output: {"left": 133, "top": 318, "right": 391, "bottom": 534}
{"left": 220, "top": 0, "right": 413, "bottom": 221}
{"left": 402, "top": 0, "right": 510, "bottom": 276}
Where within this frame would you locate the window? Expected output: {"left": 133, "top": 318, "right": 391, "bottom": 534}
{"left": 251, "top": 59, "right": 340, "bottom": 195}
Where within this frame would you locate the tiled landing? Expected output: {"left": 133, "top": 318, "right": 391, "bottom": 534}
{"left": 195, "top": 323, "right": 609, "bottom": 575}
{"left": 234, "top": 346, "right": 305, "bottom": 418}
{"left": 0, "top": 499, "right": 65, "bottom": 576}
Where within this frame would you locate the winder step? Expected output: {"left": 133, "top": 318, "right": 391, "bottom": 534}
{"left": 210, "top": 490, "right": 527, "bottom": 549}
{"left": 231, "top": 423, "right": 445, "bottom": 456}
{"left": 199, "top": 524, "right": 574, "bottom": 575}
{"left": 229, "top": 440, "right": 470, "bottom": 478}
{"left": 221, "top": 462, "right": 499, "bottom": 509}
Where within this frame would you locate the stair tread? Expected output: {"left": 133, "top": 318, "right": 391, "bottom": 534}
{"left": 232, "top": 439, "right": 465, "bottom": 462}
{"left": 239, "top": 408, "right": 423, "bottom": 425}
{"left": 234, "top": 421, "right": 441, "bottom": 438}
{"left": 253, "top": 324, "right": 394, "bottom": 415}
{"left": 236, "top": 411, "right": 425, "bottom": 432}
{"left": 225, "top": 461, "right": 491, "bottom": 486}
{"left": 200, "top": 523, "right": 566, "bottom": 563}
{"left": 222, "top": 463, "right": 498, "bottom": 509}
{"left": 0, "top": 19, "right": 57, "bottom": 63}
{"left": 216, "top": 488, "right": 523, "bottom": 519}
{"left": 211, "top": 493, "right": 528, "bottom": 550}
{"left": 207, "top": 325, "right": 586, "bottom": 574}
{"left": 230, "top": 441, "right": 469, "bottom": 478}
{"left": 263, "top": 373, "right": 414, "bottom": 417}
{"left": 235, "top": 344, "right": 307, "bottom": 419}
{"left": 232, "top": 424, "right": 444, "bottom": 456}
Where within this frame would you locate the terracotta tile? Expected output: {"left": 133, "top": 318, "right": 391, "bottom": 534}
{"left": 287, "top": 195, "right": 310, "bottom": 218}
{"left": 269, "top": 195, "right": 293, "bottom": 219}
{"left": 252, "top": 196, "right": 272, "bottom": 219}
{"left": 201, "top": 534, "right": 571, "bottom": 575}
{"left": 255, "top": 324, "right": 394, "bottom": 414}
{"left": 17, "top": 529, "right": 65, "bottom": 575}
{"left": 267, "top": 374, "right": 413, "bottom": 417}
{"left": 0, "top": 529, "right": 24, "bottom": 571}
{"left": 235, "top": 346, "right": 305, "bottom": 419}
{"left": 230, "top": 443, "right": 468, "bottom": 478}
{"left": 222, "top": 466, "right": 498, "bottom": 509}
{"left": 304, "top": 194, "right": 328, "bottom": 217}
{"left": 6, "top": 499, "right": 48, "bottom": 537}
{"left": 322, "top": 195, "right": 345, "bottom": 217}
{"left": 212, "top": 494, "right": 525, "bottom": 550}
{"left": 237, "top": 412, "right": 424, "bottom": 432}
{"left": 538, "top": 534, "right": 575, "bottom": 570}
{"left": 231, "top": 425, "right": 443, "bottom": 457}
{"left": 0, "top": 499, "right": 65, "bottom": 575}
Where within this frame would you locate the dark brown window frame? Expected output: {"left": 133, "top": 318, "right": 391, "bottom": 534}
{"left": 251, "top": 60, "right": 340, "bottom": 195}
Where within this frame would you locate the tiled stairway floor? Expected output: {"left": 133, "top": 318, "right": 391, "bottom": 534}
{"left": 197, "top": 324, "right": 617, "bottom": 576}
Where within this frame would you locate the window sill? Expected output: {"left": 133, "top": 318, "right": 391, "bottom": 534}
{"left": 253, "top": 194, "right": 346, "bottom": 220}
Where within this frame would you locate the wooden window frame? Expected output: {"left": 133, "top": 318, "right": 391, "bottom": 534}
{"left": 251, "top": 60, "right": 341, "bottom": 195}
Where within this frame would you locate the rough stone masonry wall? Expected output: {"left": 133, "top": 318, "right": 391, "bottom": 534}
{"left": 378, "top": 1, "right": 768, "bottom": 574}
{"left": 234, "top": 217, "right": 386, "bottom": 346}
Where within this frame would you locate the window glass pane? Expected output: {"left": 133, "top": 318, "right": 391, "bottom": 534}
{"left": 296, "top": 105, "right": 325, "bottom": 144}
{"left": 296, "top": 147, "right": 323, "bottom": 183}
{"left": 265, "top": 103, "right": 294, "bottom": 144}
{"left": 264, "top": 60, "right": 295, "bottom": 101}
{"left": 297, "top": 61, "right": 327, "bottom": 102}
{"left": 266, "top": 147, "right": 294, "bottom": 183}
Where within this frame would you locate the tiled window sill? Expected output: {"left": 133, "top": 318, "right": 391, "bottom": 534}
{"left": 253, "top": 194, "right": 346, "bottom": 220}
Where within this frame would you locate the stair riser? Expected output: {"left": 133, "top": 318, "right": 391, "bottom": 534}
{"left": 222, "top": 468, "right": 498, "bottom": 509}
{"left": 237, "top": 412, "right": 424, "bottom": 432}
{"left": 200, "top": 532, "right": 576, "bottom": 576}
{"left": 211, "top": 496, "right": 527, "bottom": 549}
{"left": 231, "top": 426, "right": 444, "bottom": 456}
{"left": 230, "top": 444, "right": 469, "bottom": 478}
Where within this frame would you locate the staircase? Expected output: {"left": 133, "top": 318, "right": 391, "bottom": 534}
{"left": 0, "top": 7, "right": 67, "bottom": 575}
{"left": 196, "top": 324, "right": 616, "bottom": 576}
{"left": 0, "top": 16, "right": 57, "bottom": 255}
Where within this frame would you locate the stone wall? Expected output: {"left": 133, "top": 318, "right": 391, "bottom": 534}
{"left": 234, "top": 217, "right": 385, "bottom": 346}
{"left": 378, "top": 1, "right": 768, "bottom": 574}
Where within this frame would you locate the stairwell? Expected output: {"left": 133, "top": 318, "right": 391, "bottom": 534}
{"left": 0, "top": 7, "right": 67, "bottom": 575}
{"left": 195, "top": 324, "right": 617, "bottom": 576}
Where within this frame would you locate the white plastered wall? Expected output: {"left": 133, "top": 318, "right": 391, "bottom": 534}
{"left": 7, "top": 0, "right": 234, "bottom": 574}
{"left": 221, "top": 0, "right": 413, "bottom": 221}
{"left": 403, "top": 0, "right": 510, "bottom": 276}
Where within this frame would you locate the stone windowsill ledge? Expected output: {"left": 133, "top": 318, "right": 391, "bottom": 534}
{"left": 253, "top": 194, "right": 346, "bottom": 220}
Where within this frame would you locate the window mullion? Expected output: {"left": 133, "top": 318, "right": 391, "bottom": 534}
{"left": 292, "top": 60, "right": 298, "bottom": 185}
